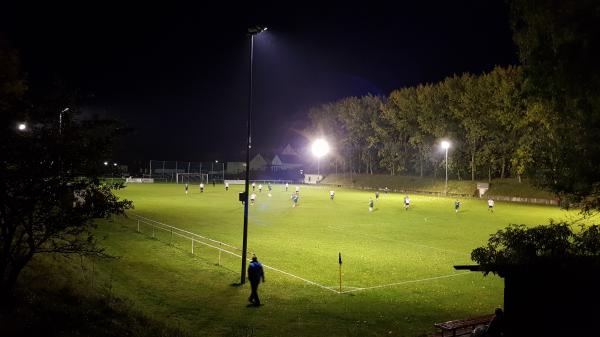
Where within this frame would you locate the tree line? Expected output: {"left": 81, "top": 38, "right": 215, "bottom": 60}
{"left": 309, "top": 66, "right": 533, "bottom": 183}
{"left": 309, "top": 0, "right": 600, "bottom": 213}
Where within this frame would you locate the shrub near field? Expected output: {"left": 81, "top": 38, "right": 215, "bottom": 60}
{"left": 74, "top": 183, "right": 592, "bottom": 337}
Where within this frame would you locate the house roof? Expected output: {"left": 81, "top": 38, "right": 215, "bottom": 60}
{"left": 277, "top": 154, "right": 302, "bottom": 164}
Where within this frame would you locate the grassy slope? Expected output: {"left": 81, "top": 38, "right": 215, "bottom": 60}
{"left": 74, "top": 183, "right": 591, "bottom": 337}
{"left": 321, "top": 174, "right": 555, "bottom": 199}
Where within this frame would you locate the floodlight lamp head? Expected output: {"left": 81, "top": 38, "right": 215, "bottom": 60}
{"left": 17, "top": 123, "right": 27, "bottom": 131}
{"left": 248, "top": 25, "right": 268, "bottom": 36}
{"left": 441, "top": 140, "right": 450, "bottom": 150}
{"left": 311, "top": 139, "right": 330, "bottom": 158}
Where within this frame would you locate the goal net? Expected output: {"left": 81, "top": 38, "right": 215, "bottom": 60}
{"left": 176, "top": 173, "right": 209, "bottom": 184}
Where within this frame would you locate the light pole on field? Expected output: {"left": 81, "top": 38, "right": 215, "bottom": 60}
{"left": 241, "top": 25, "right": 267, "bottom": 285}
{"left": 441, "top": 140, "right": 450, "bottom": 195}
{"left": 311, "top": 139, "right": 330, "bottom": 183}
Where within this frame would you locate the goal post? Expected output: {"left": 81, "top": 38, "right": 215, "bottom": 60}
{"left": 176, "top": 173, "right": 209, "bottom": 184}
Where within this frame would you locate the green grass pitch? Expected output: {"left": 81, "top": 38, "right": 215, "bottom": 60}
{"left": 92, "top": 183, "right": 592, "bottom": 336}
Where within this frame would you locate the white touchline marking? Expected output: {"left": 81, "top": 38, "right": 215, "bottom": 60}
{"left": 130, "top": 213, "right": 471, "bottom": 295}
{"left": 131, "top": 213, "right": 338, "bottom": 294}
{"left": 340, "top": 272, "right": 472, "bottom": 294}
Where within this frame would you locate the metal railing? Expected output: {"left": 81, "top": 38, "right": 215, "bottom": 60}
{"left": 133, "top": 214, "right": 249, "bottom": 266}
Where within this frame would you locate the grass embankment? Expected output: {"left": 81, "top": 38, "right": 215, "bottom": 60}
{"left": 1, "top": 254, "right": 196, "bottom": 337}
{"left": 321, "top": 174, "right": 555, "bottom": 199}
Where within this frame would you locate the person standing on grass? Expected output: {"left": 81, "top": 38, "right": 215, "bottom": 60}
{"left": 330, "top": 190, "right": 335, "bottom": 200}
{"left": 285, "top": 182, "right": 289, "bottom": 192}
{"left": 454, "top": 200, "right": 461, "bottom": 213}
{"left": 295, "top": 185, "right": 300, "bottom": 194}
{"left": 200, "top": 182, "right": 204, "bottom": 193}
{"left": 247, "top": 255, "right": 265, "bottom": 306}
{"left": 404, "top": 195, "right": 410, "bottom": 210}
{"left": 250, "top": 193, "right": 256, "bottom": 205}
{"left": 185, "top": 183, "right": 189, "bottom": 194}
{"left": 375, "top": 191, "right": 379, "bottom": 200}
{"left": 291, "top": 193, "right": 299, "bottom": 207}
{"left": 488, "top": 198, "right": 495, "bottom": 212}
{"left": 252, "top": 182, "right": 256, "bottom": 191}
{"left": 225, "top": 181, "right": 229, "bottom": 191}
{"left": 258, "top": 184, "right": 263, "bottom": 193}
{"left": 268, "top": 182, "right": 272, "bottom": 193}
{"left": 369, "top": 197, "right": 374, "bottom": 212}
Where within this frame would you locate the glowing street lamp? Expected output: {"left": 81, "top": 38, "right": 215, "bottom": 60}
{"left": 441, "top": 140, "right": 451, "bottom": 195}
{"left": 17, "top": 123, "right": 27, "bottom": 131}
{"left": 311, "top": 138, "right": 330, "bottom": 180}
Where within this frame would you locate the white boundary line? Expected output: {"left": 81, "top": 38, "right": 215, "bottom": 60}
{"left": 340, "top": 272, "right": 472, "bottom": 294}
{"left": 129, "top": 213, "right": 472, "bottom": 295}
{"left": 132, "top": 214, "right": 338, "bottom": 294}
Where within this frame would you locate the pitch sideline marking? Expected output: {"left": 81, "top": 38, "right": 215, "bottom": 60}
{"left": 130, "top": 213, "right": 471, "bottom": 295}
{"left": 340, "top": 272, "right": 471, "bottom": 294}
{"left": 131, "top": 213, "right": 338, "bottom": 294}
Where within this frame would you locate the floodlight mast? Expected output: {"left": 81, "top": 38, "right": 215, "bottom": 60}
{"left": 311, "top": 139, "right": 330, "bottom": 181}
{"left": 241, "top": 25, "right": 267, "bottom": 285}
{"left": 441, "top": 141, "right": 450, "bottom": 195}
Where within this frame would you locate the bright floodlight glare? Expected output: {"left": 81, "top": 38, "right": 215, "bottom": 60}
{"left": 311, "top": 139, "right": 330, "bottom": 158}
{"left": 18, "top": 123, "right": 27, "bottom": 131}
{"left": 262, "top": 27, "right": 268, "bottom": 32}
{"left": 104, "top": 161, "right": 108, "bottom": 166}
{"left": 441, "top": 140, "right": 450, "bottom": 149}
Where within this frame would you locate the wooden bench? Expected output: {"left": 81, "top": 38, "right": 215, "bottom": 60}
{"left": 432, "top": 314, "right": 494, "bottom": 337}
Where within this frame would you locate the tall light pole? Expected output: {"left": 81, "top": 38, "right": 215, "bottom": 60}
{"left": 311, "top": 139, "right": 330, "bottom": 183}
{"left": 241, "top": 25, "right": 267, "bottom": 284}
{"left": 59, "top": 108, "right": 69, "bottom": 135}
{"left": 441, "top": 140, "right": 450, "bottom": 195}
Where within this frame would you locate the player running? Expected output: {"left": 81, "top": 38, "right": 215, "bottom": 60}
{"left": 488, "top": 198, "right": 495, "bottom": 212}
{"left": 291, "top": 193, "right": 299, "bottom": 207}
{"left": 454, "top": 200, "right": 461, "bottom": 213}
{"left": 258, "top": 184, "right": 263, "bottom": 193}
{"left": 375, "top": 191, "right": 379, "bottom": 200}
{"left": 330, "top": 190, "right": 335, "bottom": 200}
{"left": 250, "top": 193, "right": 257, "bottom": 205}
{"left": 225, "top": 182, "right": 229, "bottom": 191}
{"left": 404, "top": 195, "right": 410, "bottom": 210}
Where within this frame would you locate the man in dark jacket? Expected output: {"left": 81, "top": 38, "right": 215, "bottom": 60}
{"left": 247, "top": 255, "right": 265, "bottom": 306}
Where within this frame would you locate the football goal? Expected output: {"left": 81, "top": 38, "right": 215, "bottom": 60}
{"left": 176, "top": 173, "right": 209, "bottom": 184}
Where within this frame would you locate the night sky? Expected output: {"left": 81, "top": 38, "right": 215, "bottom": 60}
{"left": 1, "top": 1, "right": 517, "bottom": 163}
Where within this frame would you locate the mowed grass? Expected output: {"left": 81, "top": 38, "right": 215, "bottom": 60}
{"left": 89, "top": 183, "right": 593, "bottom": 337}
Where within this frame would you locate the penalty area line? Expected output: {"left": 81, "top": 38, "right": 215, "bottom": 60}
{"left": 340, "top": 272, "right": 471, "bottom": 294}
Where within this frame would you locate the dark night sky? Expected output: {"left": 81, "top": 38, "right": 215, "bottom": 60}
{"left": 1, "top": 1, "right": 517, "bottom": 163}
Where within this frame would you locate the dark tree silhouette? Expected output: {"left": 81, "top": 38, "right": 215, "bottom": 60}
{"left": 0, "top": 42, "right": 132, "bottom": 310}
